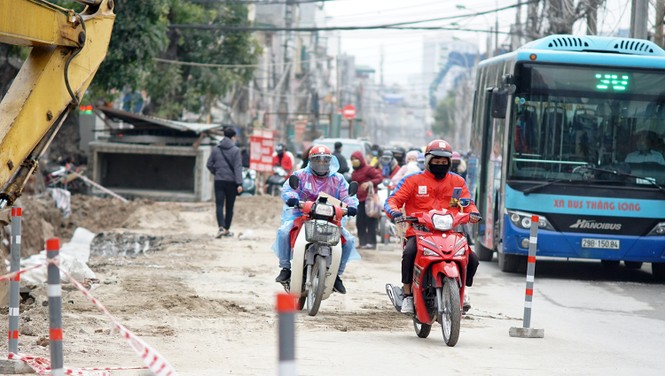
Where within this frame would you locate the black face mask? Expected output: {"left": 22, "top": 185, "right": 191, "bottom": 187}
{"left": 429, "top": 164, "right": 450, "bottom": 179}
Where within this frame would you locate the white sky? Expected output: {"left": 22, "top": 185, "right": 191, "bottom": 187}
{"left": 323, "top": 0, "right": 633, "bottom": 86}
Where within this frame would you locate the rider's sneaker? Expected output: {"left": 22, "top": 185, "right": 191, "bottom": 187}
{"left": 463, "top": 291, "right": 471, "bottom": 313}
{"left": 401, "top": 295, "right": 414, "bottom": 314}
{"left": 333, "top": 275, "right": 346, "bottom": 294}
{"left": 275, "top": 268, "right": 291, "bottom": 283}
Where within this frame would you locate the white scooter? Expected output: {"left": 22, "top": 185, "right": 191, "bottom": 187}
{"left": 284, "top": 175, "right": 358, "bottom": 316}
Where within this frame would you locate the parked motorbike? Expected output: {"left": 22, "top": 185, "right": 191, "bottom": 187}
{"left": 386, "top": 191, "right": 473, "bottom": 346}
{"left": 44, "top": 163, "right": 89, "bottom": 194}
{"left": 266, "top": 166, "right": 287, "bottom": 196}
{"left": 282, "top": 175, "right": 358, "bottom": 316}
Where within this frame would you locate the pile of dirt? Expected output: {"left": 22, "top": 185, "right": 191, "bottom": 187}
{"left": 1, "top": 194, "right": 141, "bottom": 259}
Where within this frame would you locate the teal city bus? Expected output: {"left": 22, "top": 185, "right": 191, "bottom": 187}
{"left": 468, "top": 35, "right": 665, "bottom": 278}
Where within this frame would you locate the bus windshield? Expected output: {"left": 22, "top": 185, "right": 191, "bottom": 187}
{"left": 508, "top": 63, "right": 665, "bottom": 186}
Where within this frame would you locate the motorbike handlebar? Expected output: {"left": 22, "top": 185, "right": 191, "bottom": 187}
{"left": 394, "top": 216, "right": 417, "bottom": 223}
{"left": 289, "top": 200, "right": 352, "bottom": 216}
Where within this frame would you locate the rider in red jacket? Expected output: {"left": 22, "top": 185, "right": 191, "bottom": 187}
{"left": 385, "top": 139, "right": 481, "bottom": 314}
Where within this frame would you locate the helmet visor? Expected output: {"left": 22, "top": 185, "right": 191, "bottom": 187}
{"left": 310, "top": 155, "right": 331, "bottom": 174}
{"left": 428, "top": 150, "right": 452, "bottom": 158}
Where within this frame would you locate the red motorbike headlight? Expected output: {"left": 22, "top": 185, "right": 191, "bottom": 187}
{"left": 432, "top": 214, "right": 453, "bottom": 231}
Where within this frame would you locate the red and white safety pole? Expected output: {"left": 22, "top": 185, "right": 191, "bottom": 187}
{"left": 509, "top": 215, "right": 544, "bottom": 338}
{"left": 276, "top": 293, "right": 297, "bottom": 376}
{"left": 46, "top": 238, "right": 65, "bottom": 376}
{"left": 8, "top": 207, "right": 22, "bottom": 354}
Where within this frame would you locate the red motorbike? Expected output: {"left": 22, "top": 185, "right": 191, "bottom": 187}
{"left": 386, "top": 196, "right": 473, "bottom": 347}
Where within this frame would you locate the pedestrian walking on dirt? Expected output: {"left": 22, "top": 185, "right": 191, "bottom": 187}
{"left": 207, "top": 127, "right": 243, "bottom": 238}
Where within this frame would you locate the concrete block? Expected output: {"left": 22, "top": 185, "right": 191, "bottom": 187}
{"left": 0, "top": 359, "right": 35, "bottom": 374}
{"left": 509, "top": 326, "right": 545, "bottom": 338}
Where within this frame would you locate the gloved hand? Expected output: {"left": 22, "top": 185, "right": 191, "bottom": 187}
{"left": 389, "top": 210, "right": 403, "bottom": 221}
{"left": 286, "top": 197, "right": 299, "bottom": 207}
{"left": 347, "top": 206, "right": 357, "bottom": 217}
{"left": 469, "top": 212, "right": 482, "bottom": 223}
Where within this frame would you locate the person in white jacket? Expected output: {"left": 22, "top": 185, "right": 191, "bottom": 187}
{"left": 390, "top": 150, "right": 421, "bottom": 186}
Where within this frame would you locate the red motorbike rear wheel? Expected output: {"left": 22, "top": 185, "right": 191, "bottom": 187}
{"left": 412, "top": 318, "right": 432, "bottom": 338}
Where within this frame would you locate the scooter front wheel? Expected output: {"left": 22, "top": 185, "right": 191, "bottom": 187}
{"left": 306, "top": 255, "right": 326, "bottom": 316}
{"left": 438, "top": 277, "right": 461, "bottom": 346}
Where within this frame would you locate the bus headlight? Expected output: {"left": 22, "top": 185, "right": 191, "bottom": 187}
{"left": 506, "top": 209, "right": 555, "bottom": 231}
{"left": 647, "top": 222, "right": 665, "bottom": 236}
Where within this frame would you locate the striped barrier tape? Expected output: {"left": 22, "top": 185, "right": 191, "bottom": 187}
{"left": 56, "top": 261, "right": 178, "bottom": 376}
{"left": 0, "top": 262, "right": 47, "bottom": 282}
{"left": 1, "top": 258, "right": 177, "bottom": 375}
{"left": 8, "top": 352, "right": 149, "bottom": 375}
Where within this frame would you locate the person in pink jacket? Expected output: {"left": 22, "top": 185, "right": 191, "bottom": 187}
{"left": 350, "top": 150, "right": 383, "bottom": 249}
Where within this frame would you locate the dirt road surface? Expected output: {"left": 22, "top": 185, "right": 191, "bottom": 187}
{"left": 2, "top": 194, "right": 663, "bottom": 376}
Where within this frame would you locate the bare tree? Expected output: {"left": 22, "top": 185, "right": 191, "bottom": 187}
{"left": 524, "top": 1, "right": 607, "bottom": 41}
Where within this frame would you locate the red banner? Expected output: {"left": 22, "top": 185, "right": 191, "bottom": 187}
{"left": 249, "top": 130, "right": 275, "bottom": 172}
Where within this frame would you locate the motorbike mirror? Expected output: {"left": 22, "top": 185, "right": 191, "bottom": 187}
{"left": 288, "top": 175, "right": 299, "bottom": 190}
{"left": 459, "top": 198, "right": 471, "bottom": 207}
{"left": 348, "top": 181, "right": 358, "bottom": 196}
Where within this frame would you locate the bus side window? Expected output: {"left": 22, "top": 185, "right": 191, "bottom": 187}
{"left": 514, "top": 105, "right": 537, "bottom": 154}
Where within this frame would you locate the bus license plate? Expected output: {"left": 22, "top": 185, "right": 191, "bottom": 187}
{"left": 581, "top": 238, "right": 620, "bottom": 249}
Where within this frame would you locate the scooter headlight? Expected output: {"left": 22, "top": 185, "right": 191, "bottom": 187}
{"left": 432, "top": 214, "right": 454, "bottom": 231}
{"left": 314, "top": 204, "right": 334, "bottom": 217}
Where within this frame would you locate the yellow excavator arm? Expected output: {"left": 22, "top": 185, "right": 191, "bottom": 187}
{"left": 0, "top": 0, "right": 115, "bottom": 208}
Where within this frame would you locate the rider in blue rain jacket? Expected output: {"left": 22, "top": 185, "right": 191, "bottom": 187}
{"left": 273, "top": 145, "right": 360, "bottom": 294}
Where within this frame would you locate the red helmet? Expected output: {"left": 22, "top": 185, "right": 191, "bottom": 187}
{"left": 425, "top": 139, "right": 453, "bottom": 158}
{"left": 451, "top": 151, "right": 461, "bottom": 161}
{"left": 309, "top": 145, "right": 332, "bottom": 158}
{"left": 308, "top": 145, "right": 333, "bottom": 176}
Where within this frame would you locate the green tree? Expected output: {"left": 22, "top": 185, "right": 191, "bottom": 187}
{"left": 50, "top": 0, "right": 259, "bottom": 119}
{"left": 146, "top": 0, "right": 260, "bottom": 119}
{"left": 432, "top": 91, "right": 456, "bottom": 138}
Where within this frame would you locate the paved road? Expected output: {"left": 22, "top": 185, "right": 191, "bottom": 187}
{"left": 284, "top": 254, "right": 665, "bottom": 376}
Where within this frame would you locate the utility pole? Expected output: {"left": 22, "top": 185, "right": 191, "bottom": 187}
{"left": 656, "top": 0, "right": 665, "bottom": 47}
{"left": 511, "top": 0, "right": 522, "bottom": 50}
{"left": 494, "top": 1, "right": 499, "bottom": 55}
{"left": 586, "top": 1, "right": 599, "bottom": 35}
{"left": 525, "top": 0, "right": 539, "bottom": 42}
{"left": 630, "top": 0, "right": 648, "bottom": 40}
{"left": 380, "top": 44, "right": 384, "bottom": 87}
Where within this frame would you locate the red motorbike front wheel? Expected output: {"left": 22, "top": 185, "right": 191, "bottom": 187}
{"left": 438, "top": 277, "right": 461, "bottom": 346}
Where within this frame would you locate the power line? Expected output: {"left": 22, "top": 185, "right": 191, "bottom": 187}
{"left": 169, "top": 1, "right": 530, "bottom": 33}
{"left": 189, "top": 0, "right": 337, "bottom": 4}
{"left": 169, "top": 24, "right": 514, "bottom": 34}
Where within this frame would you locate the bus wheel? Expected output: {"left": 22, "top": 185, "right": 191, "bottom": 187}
{"left": 475, "top": 242, "right": 494, "bottom": 262}
{"left": 623, "top": 261, "right": 643, "bottom": 270}
{"left": 497, "top": 249, "right": 525, "bottom": 273}
{"left": 652, "top": 263, "right": 665, "bottom": 281}
{"left": 601, "top": 260, "right": 620, "bottom": 269}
